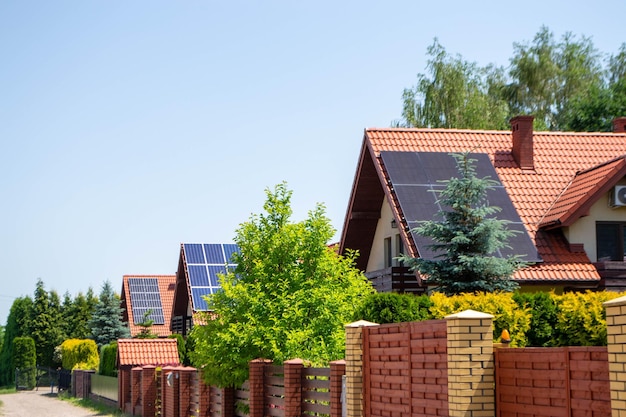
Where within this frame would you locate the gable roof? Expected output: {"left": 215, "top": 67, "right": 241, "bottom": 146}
{"left": 117, "top": 338, "right": 180, "bottom": 367}
{"left": 340, "top": 123, "right": 626, "bottom": 283}
{"left": 120, "top": 275, "right": 176, "bottom": 337}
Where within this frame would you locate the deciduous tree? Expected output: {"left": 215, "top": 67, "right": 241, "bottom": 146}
{"left": 190, "top": 183, "right": 373, "bottom": 387}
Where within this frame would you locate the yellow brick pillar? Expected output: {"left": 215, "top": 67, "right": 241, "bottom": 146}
{"left": 445, "top": 309, "right": 495, "bottom": 417}
{"left": 345, "top": 320, "right": 379, "bottom": 417}
{"left": 603, "top": 295, "right": 626, "bottom": 417}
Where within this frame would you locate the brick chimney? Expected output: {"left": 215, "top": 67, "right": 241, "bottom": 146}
{"left": 510, "top": 115, "right": 534, "bottom": 170}
{"left": 613, "top": 117, "right": 626, "bottom": 133}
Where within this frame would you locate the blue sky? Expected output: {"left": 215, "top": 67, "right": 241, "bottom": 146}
{"left": 0, "top": 1, "right": 623, "bottom": 324}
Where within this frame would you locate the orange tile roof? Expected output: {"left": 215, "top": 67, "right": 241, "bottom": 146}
{"left": 344, "top": 125, "right": 626, "bottom": 283}
{"left": 117, "top": 338, "right": 180, "bottom": 367}
{"left": 121, "top": 275, "right": 177, "bottom": 337}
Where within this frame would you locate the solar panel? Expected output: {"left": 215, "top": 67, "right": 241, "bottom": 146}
{"left": 381, "top": 151, "right": 541, "bottom": 263}
{"left": 128, "top": 278, "right": 166, "bottom": 325}
{"left": 183, "top": 243, "right": 239, "bottom": 311}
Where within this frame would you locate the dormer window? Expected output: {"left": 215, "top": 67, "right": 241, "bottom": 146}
{"left": 597, "top": 222, "right": 626, "bottom": 261}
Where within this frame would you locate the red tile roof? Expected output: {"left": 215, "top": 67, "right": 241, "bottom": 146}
{"left": 341, "top": 124, "right": 626, "bottom": 283}
{"left": 121, "top": 275, "right": 177, "bottom": 337}
{"left": 117, "top": 338, "right": 180, "bottom": 367}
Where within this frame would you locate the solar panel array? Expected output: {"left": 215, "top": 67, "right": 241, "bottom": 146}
{"left": 128, "top": 278, "right": 166, "bottom": 325}
{"left": 183, "top": 243, "right": 239, "bottom": 311}
{"left": 380, "top": 151, "right": 541, "bottom": 263}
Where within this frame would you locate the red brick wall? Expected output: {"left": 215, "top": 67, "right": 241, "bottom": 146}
{"left": 495, "top": 346, "right": 610, "bottom": 417}
{"left": 362, "top": 320, "right": 448, "bottom": 417}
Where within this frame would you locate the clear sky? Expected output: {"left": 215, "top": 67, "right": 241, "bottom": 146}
{"left": 0, "top": 1, "right": 623, "bottom": 325}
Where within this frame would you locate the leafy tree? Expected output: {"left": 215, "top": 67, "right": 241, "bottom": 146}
{"left": 0, "top": 297, "right": 32, "bottom": 385}
{"left": 400, "top": 153, "right": 524, "bottom": 295}
{"left": 28, "top": 279, "right": 64, "bottom": 367}
{"left": 506, "top": 26, "right": 603, "bottom": 130}
{"left": 190, "top": 183, "right": 373, "bottom": 388}
{"left": 89, "top": 281, "right": 130, "bottom": 346}
{"left": 399, "top": 39, "right": 509, "bottom": 130}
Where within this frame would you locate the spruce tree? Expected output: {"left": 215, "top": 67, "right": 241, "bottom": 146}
{"left": 89, "top": 281, "right": 130, "bottom": 346}
{"left": 401, "top": 152, "right": 524, "bottom": 295}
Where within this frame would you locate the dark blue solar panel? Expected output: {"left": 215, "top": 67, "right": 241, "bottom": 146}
{"left": 128, "top": 278, "right": 165, "bottom": 325}
{"left": 223, "top": 244, "right": 240, "bottom": 264}
{"left": 185, "top": 243, "right": 239, "bottom": 311}
{"left": 204, "top": 244, "right": 225, "bottom": 264}
{"left": 184, "top": 243, "right": 205, "bottom": 264}
{"left": 188, "top": 265, "right": 210, "bottom": 286}
{"left": 381, "top": 151, "right": 541, "bottom": 263}
{"left": 207, "top": 265, "right": 227, "bottom": 286}
{"left": 191, "top": 287, "right": 211, "bottom": 311}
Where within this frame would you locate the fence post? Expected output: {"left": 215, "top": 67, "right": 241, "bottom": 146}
{"left": 445, "top": 309, "right": 495, "bottom": 417}
{"left": 178, "top": 367, "right": 196, "bottom": 417}
{"left": 330, "top": 360, "right": 346, "bottom": 417}
{"left": 284, "top": 359, "right": 304, "bottom": 417}
{"left": 345, "top": 320, "right": 379, "bottom": 417}
{"left": 249, "top": 359, "right": 272, "bottom": 417}
{"left": 131, "top": 367, "right": 142, "bottom": 416}
{"left": 222, "top": 386, "right": 235, "bottom": 417}
{"left": 604, "top": 295, "right": 626, "bottom": 416}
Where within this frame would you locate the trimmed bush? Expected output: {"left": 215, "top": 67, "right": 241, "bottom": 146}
{"left": 60, "top": 339, "right": 99, "bottom": 370}
{"left": 99, "top": 341, "right": 118, "bottom": 377}
{"left": 513, "top": 291, "right": 559, "bottom": 346}
{"left": 353, "top": 292, "right": 433, "bottom": 324}
{"left": 14, "top": 336, "right": 36, "bottom": 389}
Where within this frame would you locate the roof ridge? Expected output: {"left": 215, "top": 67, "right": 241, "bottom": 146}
{"left": 576, "top": 154, "right": 626, "bottom": 175}
{"left": 365, "top": 127, "right": 626, "bottom": 137}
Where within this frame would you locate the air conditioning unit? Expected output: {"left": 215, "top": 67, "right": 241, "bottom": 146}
{"left": 611, "top": 185, "right": 626, "bottom": 207}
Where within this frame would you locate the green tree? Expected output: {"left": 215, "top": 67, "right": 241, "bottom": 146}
{"left": 89, "top": 281, "right": 130, "bottom": 346}
{"left": 13, "top": 337, "right": 36, "bottom": 389}
{"left": 134, "top": 310, "right": 157, "bottom": 339}
{"left": 399, "top": 39, "right": 509, "bottom": 130}
{"left": 28, "top": 280, "right": 64, "bottom": 367}
{"left": 505, "top": 26, "right": 604, "bottom": 131}
{"left": 190, "top": 183, "right": 373, "bottom": 388}
{"left": 0, "top": 297, "right": 32, "bottom": 385}
{"left": 61, "top": 289, "right": 98, "bottom": 339}
{"left": 400, "top": 153, "right": 524, "bottom": 295}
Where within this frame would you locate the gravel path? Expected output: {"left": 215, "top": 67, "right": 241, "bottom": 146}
{"left": 0, "top": 390, "right": 114, "bottom": 417}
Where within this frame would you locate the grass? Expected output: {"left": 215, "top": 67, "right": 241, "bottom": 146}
{"left": 58, "top": 391, "right": 133, "bottom": 417}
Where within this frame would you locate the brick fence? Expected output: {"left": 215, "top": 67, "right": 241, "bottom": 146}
{"left": 73, "top": 294, "right": 626, "bottom": 417}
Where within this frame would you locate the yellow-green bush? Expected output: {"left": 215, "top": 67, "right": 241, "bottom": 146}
{"left": 429, "top": 292, "right": 530, "bottom": 346}
{"left": 552, "top": 291, "right": 625, "bottom": 346}
{"left": 60, "top": 339, "right": 99, "bottom": 370}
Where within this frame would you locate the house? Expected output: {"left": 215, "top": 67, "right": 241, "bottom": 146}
{"left": 120, "top": 275, "right": 176, "bottom": 337}
{"left": 340, "top": 116, "right": 626, "bottom": 293}
{"left": 171, "top": 243, "right": 239, "bottom": 336}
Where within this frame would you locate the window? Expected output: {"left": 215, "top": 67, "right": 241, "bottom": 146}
{"left": 394, "top": 234, "right": 404, "bottom": 266}
{"left": 596, "top": 222, "right": 626, "bottom": 261}
{"left": 384, "top": 237, "right": 392, "bottom": 268}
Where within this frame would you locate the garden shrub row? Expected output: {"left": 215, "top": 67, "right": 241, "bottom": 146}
{"left": 354, "top": 290, "right": 626, "bottom": 347}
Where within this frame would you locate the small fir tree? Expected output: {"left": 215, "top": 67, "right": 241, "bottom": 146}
{"left": 134, "top": 310, "right": 157, "bottom": 339}
{"left": 89, "top": 281, "right": 130, "bottom": 346}
{"left": 400, "top": 152, "right": 524, "bottom": 295}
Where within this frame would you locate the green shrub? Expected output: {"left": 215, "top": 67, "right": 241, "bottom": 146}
{"left": 60, "top": 339, "right": 99, "bottom": 370}
{"left": 99, "top": 342, "right": 118, "bottom": 377}
{"left": 552, "top": 291, "right": 623, "bottom": 346}
{"left": 352, "top": 292, "right": 433, "bottom": 324}
{"left": 14, "top": 337, "right": 36, "bottom": 389}
{"left": 429, "top": 292, "right": 531, "bottom": 346}
{"left": 168, "top": 334, "right": 187, "bottom": 365}
{"left": 513, "top": 291, "right": 559, "bottom": 346}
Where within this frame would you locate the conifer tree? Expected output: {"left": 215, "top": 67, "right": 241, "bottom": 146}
{"left": 400, "top": 152, "right": 524, "bottom": 295}
{"left": 28, "top": 279, "right": 64, "bottom": 367}
{"left": 89, "top": 281, "right": 130, "bottom": 346}
{"left": 0, "top": 297, "right": 32, "bottom": 385}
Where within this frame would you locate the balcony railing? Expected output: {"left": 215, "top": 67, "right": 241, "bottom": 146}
{"left": 364, "top": 266, "right": 426, "bottom": 294}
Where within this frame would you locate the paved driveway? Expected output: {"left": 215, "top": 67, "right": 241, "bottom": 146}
{"left": 0, "top": 390, "right": 119, "bottom": 417}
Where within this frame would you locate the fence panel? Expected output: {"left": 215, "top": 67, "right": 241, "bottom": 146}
{"left": 91, "top": 374, "right": 119, "bottom": 402}
{"left": 495, "top": 347, "right": 610, "bottom": 417}
{"left": 363, "top": 320, "right": 448, "bottom": 417}
{"left": 302, "top": 367, "right": 331, "bottom": 417}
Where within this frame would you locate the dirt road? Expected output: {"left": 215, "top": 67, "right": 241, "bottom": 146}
{"left": 0, "top": 390, "right": 115, "bottom": 417}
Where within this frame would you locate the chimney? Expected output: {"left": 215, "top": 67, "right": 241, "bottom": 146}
{"left": 613, "top": 117, "right": 626, "bottom": 133}
{"left": 510, "top": 115, "right": 534, "bottom": 170}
